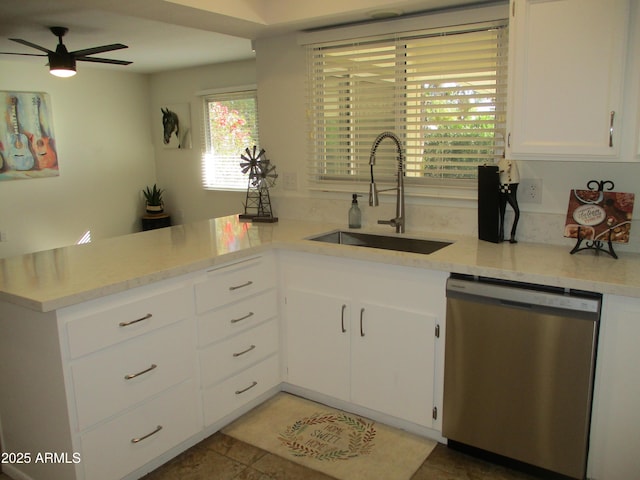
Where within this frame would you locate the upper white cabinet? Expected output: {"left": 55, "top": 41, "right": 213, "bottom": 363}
{"left": 507, "top": 0, "right": 631, "bottom": 160}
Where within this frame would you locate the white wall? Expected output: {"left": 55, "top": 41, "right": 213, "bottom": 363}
{"left": 0, "top": 59, "right": 156, "bottom": 258}
{"left": 149, "top": 60, "right": 257, "bottom": 225}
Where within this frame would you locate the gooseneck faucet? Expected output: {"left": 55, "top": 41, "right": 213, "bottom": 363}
{"left": 369, "top": 131, "right": 405, "bottom": 233}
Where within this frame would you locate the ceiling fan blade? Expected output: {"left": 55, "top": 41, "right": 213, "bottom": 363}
{"left": 0, "top": 52, "right": 47, "bottom": 57}
{"left": 76, "top": 56, "right": 132, "bottom": 65}
{"left": 71, "top": 43, "right": 128, "bottom": 57}
{"left": 9, "top": 38, "right": 53, "bottom": 54}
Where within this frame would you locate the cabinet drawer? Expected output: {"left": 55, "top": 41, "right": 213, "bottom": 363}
{"left": 194, "top": 256, "right": 274, "bottom": 314}
{"left": 200, "top": 319, "right": 278, "bottom": 388}
{"left": 202, "top": 354, "right": 280, "bottom": 427}
{"left": 197, "top": 289, "right": 277, "bottom": 347}
{"left": 80, "top": 380, "right": 200, "bottom": 480}
{"left": 66, "top": 284, "right": 193, "bottom": 359}
{"left": 72, "top": 321, "right": 194, "bottom": 431}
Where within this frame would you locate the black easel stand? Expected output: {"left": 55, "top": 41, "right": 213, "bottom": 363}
{"left": 569, "top": 180, "right": 617, "bottom": 259}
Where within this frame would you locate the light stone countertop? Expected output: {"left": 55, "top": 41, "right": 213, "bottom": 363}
{"left": 1, "top": 214, "right": 639, "bottom": 312}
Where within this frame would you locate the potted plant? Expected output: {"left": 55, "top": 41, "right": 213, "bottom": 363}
{"left": 142, "top": 184, "right": 164, "bottom": 214}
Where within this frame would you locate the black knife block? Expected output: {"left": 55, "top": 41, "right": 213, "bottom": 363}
{"left": 478, "top": 165, "right": 500, "bottom": 243}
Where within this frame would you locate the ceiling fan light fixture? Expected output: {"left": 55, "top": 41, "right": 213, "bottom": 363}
{"left": 48, "top": 53, "right": 76, "bottom": 77}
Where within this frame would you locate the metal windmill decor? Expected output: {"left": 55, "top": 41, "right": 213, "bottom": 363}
{"left": 239, "top": 146, "right": 278, "bottom": 222}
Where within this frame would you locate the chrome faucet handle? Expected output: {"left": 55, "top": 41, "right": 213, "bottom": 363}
{"left": 377, "top": 217, "right": 404, "bottom": 233}
{"left": 377, "top": 219, "right": 395, "bottom": 226}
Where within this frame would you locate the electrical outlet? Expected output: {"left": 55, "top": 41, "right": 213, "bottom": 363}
{"left": 0, "top": 231, "right": 6, "bottom": 242}
{"left": 519, "top": 178, "right": 543, "bottom": 204}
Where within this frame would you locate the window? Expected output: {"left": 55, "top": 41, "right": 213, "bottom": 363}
{"left": 305, "top": 19, "right": 508, "bottom": 193}
{"left": 201, "top": 88, "right": 259, "bottom": 190}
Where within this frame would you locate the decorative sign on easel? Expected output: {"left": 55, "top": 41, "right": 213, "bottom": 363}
{"left": 564, "top": 180, "right": 634, "bottom": 259}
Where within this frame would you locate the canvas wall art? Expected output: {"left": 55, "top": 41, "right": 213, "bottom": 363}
{"left": 1, "top": 91, "right": 59, "bottom": 180}
{"left": 160, "top": 103, "right": 192, "bottom": 149}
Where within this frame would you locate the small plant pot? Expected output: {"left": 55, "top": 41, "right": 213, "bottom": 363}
{"left": 146, "top": 204, "right": 164, "bottom": 214}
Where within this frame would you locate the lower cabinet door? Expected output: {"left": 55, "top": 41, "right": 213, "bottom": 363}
{"left": 351, "top": 302, "right": 437, "bottom": 427}
{"left": 202, "top": 354, "right": 280, "bottom": 427}
{"left": 284, "top": 288, "right": 350, "bottom": 400}
{"left": 80, "top": 380, "right": 200, "bottom": 480}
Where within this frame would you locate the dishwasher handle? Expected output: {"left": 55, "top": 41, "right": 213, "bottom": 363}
{"left": 446, "top": 277, "right": 601, "bottom": 319}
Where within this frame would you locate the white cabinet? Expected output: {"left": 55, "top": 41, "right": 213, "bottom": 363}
{"left": 62, "top": 278, "right": 201, "bottom": 480}
{"left": 351, "top": 301, "right": 436, "bottom": 427}
{"left": 71, "top": 320, "right": 194, "bottom": 431}
{"left": 588, "top": 294, "right": 640, "bottom": 480}
{"left": 195, "top": 255, "right": 280, "bottom": 428}
{"left": 507, "top": 0, "right": 631, "bottom": 159}
{"left": 285, "top": 289, "right": 350, "bottom": 400}
{"left": 0, "top": 254, "right": 280, "bottom": 480}
{"left": 79, "top": 380, "right": 200, "bottom": 480}
{"left": 281, "top": 252, "right": 446, "bottom": 431}
{"left": 0, "top": 275, "right": 201, "bottom": 480}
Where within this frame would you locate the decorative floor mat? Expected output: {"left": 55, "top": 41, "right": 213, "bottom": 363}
{"left": 222, "top": 393, "right": 437, "bottom": 480}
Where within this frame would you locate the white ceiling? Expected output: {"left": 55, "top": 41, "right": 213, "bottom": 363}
{"left": 0, "top": 0, "right": 497, "bottom": 74}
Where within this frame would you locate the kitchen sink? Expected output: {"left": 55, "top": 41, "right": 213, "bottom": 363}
{"left": 308, "top": 230, "right": 452, "bottom": 255}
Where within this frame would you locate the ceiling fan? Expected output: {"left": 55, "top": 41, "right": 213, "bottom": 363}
{"left": 0, "top": 26, "right": 132, "bottom": 77}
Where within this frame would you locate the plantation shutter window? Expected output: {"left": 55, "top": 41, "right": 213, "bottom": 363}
{"left": 201, "top": 89, "right": 259, "bottom": 190}
{"left": 305, "top": 19, "right": 508, "bottom": 193}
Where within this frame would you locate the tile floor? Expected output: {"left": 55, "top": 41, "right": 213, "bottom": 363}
{"left": 0, "top": 432, "right": 545, "bottom": 480}
{"left": 141, "top": 432, "right": 543, "bottom": 480}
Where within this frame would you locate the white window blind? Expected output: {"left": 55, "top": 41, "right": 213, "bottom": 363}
{"left": 201, "top": 89, "right": 259, "bottom": 190}
{"left": 306, "top": 20, "right": 508, "bottom": 192}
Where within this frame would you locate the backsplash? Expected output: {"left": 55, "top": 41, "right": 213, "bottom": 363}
{"left": 271, "top": 195, "right": 640, "bottom": 255}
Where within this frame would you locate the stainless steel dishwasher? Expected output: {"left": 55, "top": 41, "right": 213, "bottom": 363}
{"left": 443, "top": 274, "right": 601, "bottom": 480}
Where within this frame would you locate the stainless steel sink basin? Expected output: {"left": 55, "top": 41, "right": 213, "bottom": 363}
{"left": 308, "top": 230, "right": 452, "bottom": 255}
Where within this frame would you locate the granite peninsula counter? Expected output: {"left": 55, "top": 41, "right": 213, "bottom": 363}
{"left": 2, "top": 214, "right": 640, "bottom": 312}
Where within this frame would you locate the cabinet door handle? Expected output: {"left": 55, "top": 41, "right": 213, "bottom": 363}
{"left": 231, "top": 312, "right": 254, "bottom": 324}
{"left": 341, "top": 304, "right": 347, "bottom": 333}
{"left": 229, "top": 280, "right": 253, "bottom": 291}
{"left": 235, "top": 381, "right": 258, "bottom": 395}
{"left": 232, "top": 344, "right": 256, "bottom": 357}
{"left": 360, "top": 308, "right": 365, "bottom": 337}
{"left": 124, "top": 363, "right": 157, "bottom": 380}
{"left": 609, "top": 111, "right": 615, "bottom": 147}
{"left": 119, "top": 313, "right": 152, "bottom": 327}
{"left": 131, "top": 425, "right": 163, "bottom": 444}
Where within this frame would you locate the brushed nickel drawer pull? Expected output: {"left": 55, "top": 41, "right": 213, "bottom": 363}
{"left": 131, "top": 425, "right": 163, "bottom": 444}
{"left": 235, "top": 381, "right": 258, "bottom": 395}
{"left": 124, "top": 363, "right": 157, "bottom": 380}
{"left": 360, "top": 308, "right": 365, "bottom": 337}
{"left": 119, "top": 313, "right": 152, "bottom": 327}
{"left": 229, "top": 280, "right": 253, "bottom": 291}
{"left": 231, "top": 312, "right": 254, "bottom": 324}
{"left": 341, "top": 304, "right": 347, "bottom": 333}
{"left": 233, "top": 345, "right": 256, "bottom": 357}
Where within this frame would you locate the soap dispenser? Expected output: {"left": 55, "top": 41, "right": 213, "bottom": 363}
{"left": 349, "top": 194, "right": 362, "bottom": 229}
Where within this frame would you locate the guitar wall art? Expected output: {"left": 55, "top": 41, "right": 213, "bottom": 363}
{"left": 1, "top": 91, "right": 59, "bottom": 180}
